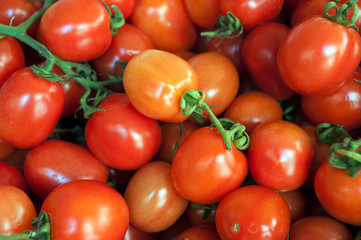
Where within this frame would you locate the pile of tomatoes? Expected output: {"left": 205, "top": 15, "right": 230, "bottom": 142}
{"left": 1, "top": 0, "right": 361, "bottom": 239}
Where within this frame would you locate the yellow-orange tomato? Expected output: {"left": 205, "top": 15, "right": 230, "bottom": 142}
{"left": 123, "top": 49, "right": 198, "bottom": 123}
{"left": 184, "top": 0, "right": 221, "bottom": 28}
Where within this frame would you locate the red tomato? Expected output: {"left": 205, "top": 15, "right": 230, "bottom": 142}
{"left": 184, "top": 0, "right": 221, "bottom": 28}
{"left": 278, "top": 16, "right": 361, "bottom": 96}
{"left": 0, "top": 138, "right": 16, "bottom": 162}
{"left": 0, "top": 184, "right": 37, "bottom": 236}
{"left": 242, "top": 22, "right": 294, "bottom": 100}
{"left": 39, "top": 0, "right": 112, "bottom": 62}
{"left": 0, "top": 161, "right": 29, "bottom": 195}
{"left": 216, "top": 185, "right": 290, "bottom": 240}
{"left": 171, "top": 126, "right": 248, "bottom": 204}
{"left": 248, "top": 120, "right": 314, "bottom": 191}
{"left": 124, "top": 161, "right": 188, "bottom": 232}
{"left": 131, "top": 0, "right": 197, "bottom": 51}
{"left": 24, "top": 140, "right": 109, "bottom": 199}
{"left": 123, "top": 223, "right": 159, "bottom": 240}
{"left": 289, "top": 216, "right": 353, "bottom": 240}
{"left": 0, "top": 67, "right": 64, "bottom": 149}
{"left": 104, "top": 0, "right": 136, "bottom": 19}
{"left": 176, "top": 224, "right": 220, "bottom": 240}
{"left": 220, "top": 0, "right": 284, "bottom": 30}
{"left": 279, "top": 189, "right": 306, "bottom": 223}
{"left": 123, "top": 49, "right": 198, "bottom": 123}
{"left": 314, "top": 160, "right": 361, "bottom": 225}
{"left": 41, "top": 180, "right": 129, "bottom": 240}
{"left": 85, "top": 93, "right": 162, "bottom": 170}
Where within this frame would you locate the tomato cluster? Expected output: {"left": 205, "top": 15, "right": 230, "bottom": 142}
{"left": 1, "top": 0, "right": 361, "bottom": 239}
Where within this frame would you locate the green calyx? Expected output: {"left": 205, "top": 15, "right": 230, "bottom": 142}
{"left": 324, "top": 0, "right": 359, "bottom": 31}
{"left": 102, "top": 0, "right": 125, "bottom": 36}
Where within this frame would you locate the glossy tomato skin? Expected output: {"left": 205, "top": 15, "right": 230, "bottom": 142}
{"left": 39, "top": 0, "right": 112, "bottom": 62}
{"left": 171, "top": 126, "right": 248, "bottom": 204}
{"left": 41, "top": 180, "right": 129, "bottom": 240}
{"left": 131, "top": 0, "right": 197, "bottom": 51}
{"left": 123, "top": 49, "right": 198, "bottom": 123}
{"left": 184, "top": 0, "right": 221, "bottom": 28}
{"left": 104, "top": 0, "right": 136, "bottom": 19}
{"left": 216, "top": 185, "right": 290, "bottom": 240}
{"left": 248, "top": 120, "right": 314, "bottom": 191}
{"left": 314, "top": 160, "right": 361, "bottom": 225}
{"left": 278, "top": 16, "right": 361, "bottom": 96}
{"left": 124, "top": 161, "right": 188, "bottom": 232}
{"left": 0, "top": 67, "right": 65, "bottom": 149}
{"left": 24, "top": 140, "right": 109, "bottom": 199}
{"left": 0, "top": 162, "right": 29, "bottom": 195}
{"left": 85, "top": 93, "right": 162, "bottom": 170}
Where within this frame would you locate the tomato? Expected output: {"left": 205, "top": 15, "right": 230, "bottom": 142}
{"left": 0, "top": 161, "right": 29, "bottom": 195}
{"left": 289, "top": 216, "right": 353, "bottom": 240}
{"left": 279, "top": 189, "right": 306, "bottom": 223}
{"left": 123, "top": 49, "right": 198, "bottom": 123}
{"left": 277, "top": 16, "right": 361, "bottom": 96}
{"left": 158, "top": 214, "right": 192, "bottom": 240}
{"left": 314, "top": 160, "right": 361, "bottom": 225}
{"left": 85, "top": 93, "right": 162, "bottom": 170}
{"left": 171, "top": 126, "right": 248, "bottom": 204}
{"left": 104, "top": 0, "right": 136, "bottom": 20}
{"left": 224, "top": 91, "right": 283, "bottom": 135}
{"left": 220, "top": 0, "right": 284, "bottom": 30}
{"left": 188, "top": 51, "right": 239, "bottom": 117}
{"left": 248, "top": 120, "right": 314, "bottom": 191}
{"left": 215, "top": 185, "right": 290, "bottom": 240}
{"left": 186, "top": 203, "right": 216, "bottom": 226}
{"left": 0, "top": 37, "right": 25, "bottom": 88}
{"left": 184, "top": 0, "right": 221, "bottom": 28}
{"left": 176, "top": 224, "right": 220, "bottom": 240}
{"left": 131, "top": 0, "right": 197, "bottom": 51}
{"left": 0, "top": 67, "right": 64, "bottom": 149}
{"left": 0, "top": 138, "right": 16, "bottom": 162}
{"left": 242, "top": 22, "right": 294, "bottom": 100}
{"left": 172, "top": 50, "right": 196, "bottom": 61}
{"left": 123, "top": 223, "right": 159, "bottom": 240}
{"left": 41, "top": 180, "right": 129, "bottom": 240}
{"left": 38, "top": 0, "right": 112, "bottom": 62}
{"left": 24, "top": 140, "right": 109, "bottom": 199}
{"left": 0, "top": 184, "right": 37, "bottom": 236}
{"left": 124, "top": 161, "right": 188, "bottom": 232}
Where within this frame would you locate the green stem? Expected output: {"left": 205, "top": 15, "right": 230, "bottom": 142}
{"left": 335, "top": 149, "right": 361, "bottom": 163}
{"left": 324, "top": 0, "right": 359, "bottom": 31}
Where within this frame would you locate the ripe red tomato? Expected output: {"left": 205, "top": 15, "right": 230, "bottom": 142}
{"left": 104, "top": 0, "right": 136, "bottom": 20}
{"left": 0, "top": 67, "right": 65, "bottom": 149}
{"left": 85, "top": 93, "right": 162, "bottom": 170}
{"left": 171, "top": 126, "right": 248, "bottom": 204}
{"left": 39, "top": 0, "right": 112, "bottom": 62}
{"left": 176, "top": 224, "right": 220, "bottom": 240}
{"left": 279, "top": 189, "right": 306, "bottom": 223}
{"left": 278, "top": 16, "right": 361, "bottom": 96}
{"left": 24, "top": 140, "right": 109, "bottom": 199}
{"left": 215, "top": 185, "right": 290, "bottom": 240}
{"left": 248, "top": 120, "right": 314, "bottom": 191}
{"left": 124, "top": 161, "right": 189, "bottom": 232}
{"left": 0, "top": 138, "right": 16, "bottom": 161}
{"left": 123, "top": 49, "right": 198, "bottom": 123}
{"left": 183, "top": 0, "right": 221, "bottom": 28}
{"left": 0, "top": 162, "right": 29, "bottom": 195}
{"left": 123, "top": 223, "right": 159, "bottom": 240}
{"left": 41, "top": 180, "right": 129, "bottom": 240}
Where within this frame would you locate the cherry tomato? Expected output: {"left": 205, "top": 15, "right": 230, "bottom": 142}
{"left": 131, "top": 0, "right": 197, "bottom": 51}
{"left": 104, "top": 0, "right": 136, "bottom": 20}
{"left": 0, "top": 184, "right": 37, "bottom": 236}
{"left": 123, "top": 49, "right": 198, "bottom": 123}
{"left": 0, "top": 161, "right": 29, "bottom": 195}
{"left": 176, "top": 224, "right": 220, "bottom": 240}
{"left": 39, "top": 0, "right": 112, "bottom": 62}
{"left": 184, "top": 0, "right": 221, "bottom": 28}
{"left": 248, "top": 120, "right": 314, "bottom": 191}
{"left": 215, "top": 185, "right": 290, "bottom": 240}
{"left": 123, "top": 223, "right": 159, "bottom": 240}
{"left": 279, "top": 189, "right": 306, "bottom": 223}
{"left": 124, "top": 161, "right": 189, "bottom": 232}
{"left": 0, "top": 67, "right": 65, "bottom": 149}
{"left": 171, "top": 126, "right": 248, "bottom": 204}
{"left": 41, "top": 180, "right": 129, "bottom": 240}
{"left": 85, "top": 93, "right": 162, "bottom": 170}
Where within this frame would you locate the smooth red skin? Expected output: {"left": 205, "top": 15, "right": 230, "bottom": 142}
{"left": 171, "top": 126, "right": 249, "bottom": 204}
{"left": 123, "top": 223, "right": 159, "bottom": 240}
{"left": 289, "top": 216, "right": 353, "bottom": 240}
{"left": 314, "top": 160, "right": 361, "bottom": 225}
{"left": 220, "top": 0, "right": 284, "bottom": 30}
{"left": 177, "top": 224, "right": 220, "bottom": 240}
{"left": 248, "top": 120, "right": 314, "bottom": 191}
{"left": 301, "top": 70, "right": 361, "bottom": 131}
{"left": 216, "top": 185, "right": 290, "bottom": 240}
{"left": 224, "top": 91, "right": 283, "bottom": 135}
{"left": 85, "top": 93, "right": 162, "bottom": 170}
{"left": 242, "top": 22, "right": 295, "bottom": 100}
{"left": 41, "top": 180, "right": 129, "bottom": 240}
{"left": 184, "top": 0, "right": 221, "bottom": 28}
{"left": 104, "top": 0, "right": 136, "bottom": 19}
{"left": 0, "top": 138, "right": 16, "bottom": 161}
{"left": 39, "top": 0, "right": 112, "bottom": 62}
{"left": 0, "top": 67, "right": 64, "bottom": 149}
{"left": 124, "top": 161, "right": 189, "bottom": 232}
{"left": 279, "top": 189, "right": 306, "bottom": 223}
{"left": 123, "top": 49, "right": 198, "bottom": 123}
{"left": 0, "top": 37, "right": 25, "bottom": 88}
{"left": 0, "top": 184, "right": 37, "bottom": 236}
{"left": 131, "top": 0, "right": 197, "bottom": 51}
{"left": 91, "top": 23, "right": 154, "bottom": 92}
{"left": 278, "top": 16, "right": 361, "bottom": 96}
{"left": 0, "top": 162, "right": 29, "bottom": 195}
{"left": 24, "top": 140, "right": 109, "bottom": 199}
